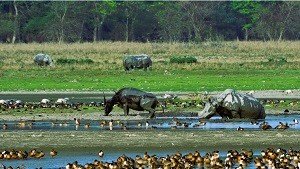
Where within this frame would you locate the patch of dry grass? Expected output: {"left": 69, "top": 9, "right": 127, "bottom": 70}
{"left": 1, "top": 130, "right": 299, "bottom": 150}
{"left": 0, "top": 41, "right": 299, "bottom": 66}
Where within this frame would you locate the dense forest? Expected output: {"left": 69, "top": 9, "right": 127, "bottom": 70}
{"left": 0, "top": 1, "right": 299, "bottom": 43}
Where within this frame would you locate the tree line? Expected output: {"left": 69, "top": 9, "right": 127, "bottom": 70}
{"left": 0, "top": 1, "right": 299, "bottom": 43}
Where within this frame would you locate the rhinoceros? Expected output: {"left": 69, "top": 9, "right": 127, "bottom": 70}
{"left": 104, "top": 87, "right": 160, "bottom": 118}
{"left": 198, "top": 89, "right": 266, "bottom": 119}
{"left": 34, "top": 53, "right": 54, "bottom": 66}
{"left": 123, "top": 54, "right": 152, "bottom": 71}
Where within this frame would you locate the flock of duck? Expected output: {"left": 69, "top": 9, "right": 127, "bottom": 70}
{"left": 1, "top": 147, "right": 300, "bottom": 169}
{"left": 0, "top": 149, "right": 57, "bottom": 160}
{"left": 64, "top": 147, "right": 300, "bottom": 169}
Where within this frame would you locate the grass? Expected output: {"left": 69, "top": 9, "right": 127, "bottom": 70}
{"left": 1, "top": 130, "right": 300, "bottom": 150}
{"left": 0, "top": 41, "right": 299, "bottom": 91}
{"left": 0, "top": 68, "right": 299, "bottom": 91}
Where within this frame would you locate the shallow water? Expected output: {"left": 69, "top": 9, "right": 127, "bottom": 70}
{"left": 1, "top": 114, "right": 300, "bottom": 131}
{"left": 1, "top": 114, "right": 299, "bottom": 168}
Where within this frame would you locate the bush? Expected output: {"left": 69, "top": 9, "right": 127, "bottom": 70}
{"left": 170, "top": 56, "right": 197, "bottom": 64}
{"left": 267, "top": 56, "right": 287, "bottom": 63}
{"left": 56, "top": 58, "right": 94, "bottom": 65}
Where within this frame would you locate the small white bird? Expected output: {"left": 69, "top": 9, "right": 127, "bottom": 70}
{"left": 293, "top": 119, "right": 299, "bottom": 124}
{"left": 109, "top": 120, "right": 113, "bottom": 130}
{"left": 98, "top": 150, "right": 104, "bottom": 157}
{"left": 285, "top": 90, "right": 292, "bottom": 94}
{"left": 56, "top": 98, "right": 69, "bottom": 104}
{"left": 41, "top": 99, "right": 50, "bottom": 104}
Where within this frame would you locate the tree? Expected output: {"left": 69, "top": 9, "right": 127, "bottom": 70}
{"left": 232, "top": 1, "right": 266, "bottom": 40}
{"left": 92, "top": 1, "right": 116, "bottom": 41}
{"left": 255, "top": 2, "right": 298, "bottom": 41}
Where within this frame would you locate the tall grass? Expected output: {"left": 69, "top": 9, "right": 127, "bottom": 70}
{"left": 0, "top": 41, "right": 299, "bottom": 67}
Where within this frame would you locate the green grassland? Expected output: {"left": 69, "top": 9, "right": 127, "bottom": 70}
{"left": 0, "top": 41, "right": 299, "bottom": 92}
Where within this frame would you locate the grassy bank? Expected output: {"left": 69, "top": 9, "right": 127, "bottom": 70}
{"left": 0, "top": 69, "right": 299, "bottom": 91}
{"left": 1, "top": 130, "right": 299, "bottom": 151}
{"left": 0, "top": 41, "right": 299, "bottom": 91}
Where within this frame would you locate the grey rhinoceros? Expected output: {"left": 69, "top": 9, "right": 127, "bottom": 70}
{"left": 123, "top": 54, "right": 152, "bottom": 71}
{"left": 34, "top": 53, "right": 54, "bottom": 66}
{"left": 198, "top": 89, "right": 266, "bottom": 119}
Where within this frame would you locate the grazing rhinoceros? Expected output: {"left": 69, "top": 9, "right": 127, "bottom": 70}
{"left": 34, "top": 53, "right": 54, "bottom": 66}
{"left": 103, "top": 87, "right": 160, "bottom": 118}
{"left": 123, "top": 54, "right": 152, "bottom": 71}
{"left": 198, "top": 89, "right": 266, "bottom": 119}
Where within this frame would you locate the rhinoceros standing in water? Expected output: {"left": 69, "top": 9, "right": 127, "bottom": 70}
{"left": 123, "top": 54, "right": 152, "bottom": 71}
{"left": 104, "top": 88, "right": 160, "bottom": 118}
{"left": 34, "top": 53, "right": 54, "bottom": 66}
{"left": 199, "top": 89, "right": 266, "bottom": 119}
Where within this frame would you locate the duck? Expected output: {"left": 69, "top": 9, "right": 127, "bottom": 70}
{"left": 109, "top": 119, "right": 113, "bottom": 130}
{"left": 2, "top": 123, "right": 8, "bottom": 130}
{"left": 84, "top": 123, "right": 90, "bottom": 129}
{"left": 34, "top": 151, "right": 45, "bottom": 159}
{"left": 237, "top": 126, "right": 244, "bottom": 131}
{"left": 74, "top": 118, "right": 81, "bottom": 126}
{"left": 260, "top": 122, "right": 272, "bottom": 130}
{"left": 137, "top": 122, "right": 142, "bottom": 127}
{"left": 29, "top": 149, "right": 37, "bottom": 157}
{"left": 145, "top": 121, "right": 149, "bottom": 128}
{"left": 18, "top": 121, "right": 26, "bottom": 128}
{"left": 275, "top": 122, "right": 289, "bottom": 130}
{"left": 50, "top": 149, "right": 58, "bottom": 157}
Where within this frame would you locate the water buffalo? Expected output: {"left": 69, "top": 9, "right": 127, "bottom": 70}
{"left": 198, "top": 89, "right": 266, "bottom": 119}
{"left": 123, "top": 54, "right": 152, "bottom": 71}
{"left": 34, "top": 53, "right": 54, "bottom": 66}
{"left": 103, "top": 88, "right": 160, "bottom": 118}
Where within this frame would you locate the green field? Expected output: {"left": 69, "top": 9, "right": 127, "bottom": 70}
{"left": 0, "top": 41, "right": 299, "bottom": 91}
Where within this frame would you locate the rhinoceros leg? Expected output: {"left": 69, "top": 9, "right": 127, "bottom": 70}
{"left": 123, "top": 103, "right": 129, "bottom": 116}
{"left": 140, "top": 98, "right": 156, "bottom": 118}
{"left": 231, "top": 111, "right": 241, "bottom": 118}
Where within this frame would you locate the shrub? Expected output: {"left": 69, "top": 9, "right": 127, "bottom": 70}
{"left": 267, "top": 56, "right": 287, "bottom": 63}
{"left": 56, "top": 58, "right": 94, "bottom": 65}
{"left": 170, "top": 56, "right": 197, "bottom": 64}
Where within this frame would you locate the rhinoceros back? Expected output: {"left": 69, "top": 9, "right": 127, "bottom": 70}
{"left": 34, "top": 53, "right": 53, "bottom": 66}
{"left": 221, "top": 90, "right": 265, "bottom": 119}
{"left": 123, "top": 54, "right": 152, "bottom": 70}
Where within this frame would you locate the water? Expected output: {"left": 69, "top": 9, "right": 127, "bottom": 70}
{"left": 1, "top": 114, "right": 300, "bottom": 131}
{"left": 1, "top": 114, "right": 299, "bottom": 168}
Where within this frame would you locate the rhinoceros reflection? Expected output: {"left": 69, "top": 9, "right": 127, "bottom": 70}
{"left": 199, "top": 89, "right": 266, "bottom": 119}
